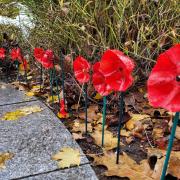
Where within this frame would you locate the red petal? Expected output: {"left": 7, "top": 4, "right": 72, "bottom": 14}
{"left": 147, "top": 44, "right": 180, "bottom": 112}
{"left": 0, "top": 48, "right": 5, "bottom": 60}
{"left": 75, "top": 72, "right": 90, "bottom": 84}
{"left": 73, "top": 56, "right": 90, "bottom": 72}
{"left": 92, "top": 72, "right": 112, "bottom": 96}
{"left": 106, "top": 71, "right": 133, "bottom": 91}
{"left": 34, "top": 48, "right": 45, "bottom": 62}
{"left": 99, "top": 50, "right": 122, "bottom": 76}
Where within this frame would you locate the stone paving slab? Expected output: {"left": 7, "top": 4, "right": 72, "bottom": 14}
{"left": 0, "top": 83, "right": 36, "bottom": 106}
{"left": 0, "top": 100, "right": 95, "bottom": 180}
{"left": 17, "top": 164, "right": 97, "bottom": 180}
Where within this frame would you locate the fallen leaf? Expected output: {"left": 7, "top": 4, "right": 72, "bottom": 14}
{"left": 47, "top": 95, "right": 59, "bottom": 103}
{"left": 90, "top": 151, "right": 153, "bottom": 180}
{"left": 78, "top": 105, "right": 100, "bottom": 122}
{"left": 126, "top": 114, "right": 150, "bottom": 131}
{"left": 1, "top": 105, "right": 42, "bottom": 120}
{"left": 52, "top": 147, "right": 80, "bottom": 168}
{"left": 91, "top": 128, "right": 123, "bottom": 150}
{"left": 175, "top": 126, "right": 180, "bottom": 140}
{"left": 0, "top": 152, "right": 14, "bottom": 169}
{"left": 25, "top": 91, "right": 35, "bottom": 97}
{"left": 72, "top": 119, "right": 92, "bottom": 133}
{"left": 72, "top": 133, "right": 85, "bottom": 140}
{"left": 94, "top": 93, "right": 103, "bottom": 100}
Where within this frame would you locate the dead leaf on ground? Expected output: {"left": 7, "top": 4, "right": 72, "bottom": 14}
{"left": 72, "top": 133, "right": 85, "bottom": 140}
{"left": 1, "top": 105, "right": 42, "bottom": 120}
{"left": 175, "top": 126, "right": 180, "bottom": 140}
{"left": 72, "top": 119, "right": 93, "bottom": 133}
{"left": 78, "top": 105, "right": 101, "bottom": 122}
{"left": 125, "top": 114, "right": 150, "bottom": 131}
{"left": 90, "top": 151, "right": 153, "bottom": 180}
{"left": 147, "top": 148, "right": 180, "bottom": 179}
{"left": 0, "top": 152, "right": 14, "bottom": 169}
{"left": 91, "top": 128, "right": 123, "bottom": 150}
{"left": 52, "top": 147, "right": 80, "bottom": 168}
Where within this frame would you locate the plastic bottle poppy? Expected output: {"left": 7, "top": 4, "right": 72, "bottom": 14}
{"left": 92, "top": 62, "right": 113, "bottom": 96}
{"left": 147, "top": 44, "right": 180, "bottom": 112}
{"left": 0, "top": 48, "right": 5, "bottom": 60}
{"left": 34, "top": 48, "right": 45, "bottom": 63}
{"left": 92, "top": 49, "right": 135, "bottom": 95}
{"left": 73, "top": 56, "right": 91, "bottom": 84}
{"left": 41, "top": 50, "right": 54, "bottom": 69}
{"left": 10, "top": 48, "right": 22, "bottom": 62}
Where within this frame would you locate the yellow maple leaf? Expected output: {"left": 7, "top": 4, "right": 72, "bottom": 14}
{"left": 52, "top": 147, "right": 80, "bottom": 168}
{"left": 0, "top": 152, "right": 14, "bottom": 169}
{"left": 1, "top": 105, "right": 42, "bottom": 120}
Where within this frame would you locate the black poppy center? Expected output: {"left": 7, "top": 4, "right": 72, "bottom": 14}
{"left": 176, "top": 75, "right": 180, "bottom": 82}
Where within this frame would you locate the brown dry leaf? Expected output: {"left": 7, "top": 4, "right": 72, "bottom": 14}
{"left": 52, "top": 147, "right": 80, "bottom": 168}
{"left": 125, "top": 114, "right": 150, "bottom": 131}
{"left": 72, "top": 133, "right": 85, "bottom": 140}
{"left": 153, "top": 128, "right": 164, "bottom": 140}
{"left": 147, "top": 148, "right": 180, "bottom": 179}
{"left": 120, "top": 129, "right": 131, "bottom": 137}
{"left": 72, "top": 120, "right": 93, "bottom": 133}
{"left": 0, "top": 152, "right": 14, "bottom": 169}
{"left": 91, "top": 151, "right": 153, "bottom": 180}
{"left": 1, "top": 105, "right": 42, "bottom": 120}
{"left": 78, "top": 105, "right": 101, "bottom": 122}
{"left": 11, "top": 81, "right": 27, "bottom": 91}
{"left": 91, "top": 128, "right": 123, "bottom": 150}
{"left": 175, "top": 126, "right": 180, "bottom": 140}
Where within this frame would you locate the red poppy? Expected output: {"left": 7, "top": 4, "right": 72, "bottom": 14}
{"left": 34, "top": 48, "right": 44, "bottom": 63}
{"left": 73, "top": 56, "right": 90, "bottom": 84}
{"left": 59, "top": 99, "right": 68, "bottom": 118}
{"left": 147, "top": 44, "right": 180, "bottom": 112}
{"left": 93, "top": 49, "right": 135, "bottom": 94}
{"left": 41, "top": 50, "right": 54, "bottom": 69}
{"left": 10, "top": 48, "right": 22, "bottom": 61}
{"left": 0, "top": 48, "right": 5, "bottom": 60}
{"left": 92, "top": 62, "right": 113, "bottom": 96}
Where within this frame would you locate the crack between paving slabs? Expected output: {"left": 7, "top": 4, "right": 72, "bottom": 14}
{"left": 0, "top": 99, "right": 38, "bottom": 107}
{"left": 10, "top": 162, "right": 91, "bottom": 180}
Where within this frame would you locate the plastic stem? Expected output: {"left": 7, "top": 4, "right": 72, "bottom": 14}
{"left": 84, "top": 83, "right": 88, "bottom": 134}
{"left": 160, "top": 112, "right": 179, "bottom": 180}
{"left": 102, "top": 96, "right": 107, "bottom": 147}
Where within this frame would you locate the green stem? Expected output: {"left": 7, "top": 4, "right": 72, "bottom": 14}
{"left": 60, "top": 50, "right": 65, "bottom": 100}
{"left": 40, "top": 64, "right": 43, "bottom": 92}
{"left": 116, "top": 92, "right": 124, "bottom": 164}
{"left": 102, "top": 96, "right": 107, "bottom": 147}
{"left": 49, "top": 69, "right": 54, "bottom": 104}
{"left": 53, "top": 67, "right": 60, "bottom": 104}
{"left": 160, "top": 112, "right": 179, "bottom": 180}
{"left": 84, "top": 83, "right": 88, "bottom": 134}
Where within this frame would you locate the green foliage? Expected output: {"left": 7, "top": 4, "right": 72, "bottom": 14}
{"left": 1, "top": 0, "right": 179, "bottom": 75}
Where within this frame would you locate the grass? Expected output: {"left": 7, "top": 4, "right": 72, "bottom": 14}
{"left": 0, "top": 0, "right": 179, "bottom": 78}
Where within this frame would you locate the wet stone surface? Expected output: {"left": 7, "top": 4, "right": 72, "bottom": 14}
{"left": 0, "top": 86, "right": 97, "bottom": 180}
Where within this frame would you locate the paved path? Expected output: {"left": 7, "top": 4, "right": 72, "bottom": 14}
{"left": 0, "top": 83, "right": 98, "bottom": 180}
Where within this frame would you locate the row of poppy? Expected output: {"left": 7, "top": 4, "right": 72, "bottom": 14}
{"left": 0, "top": 47, "right": 28, "bottom": 69}
{"left": 74, "top": 45, "right": 180, "bottom": 113}
{"left": 0, "top": 44, "right": 179, "bottom": 112}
